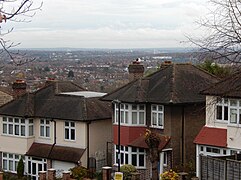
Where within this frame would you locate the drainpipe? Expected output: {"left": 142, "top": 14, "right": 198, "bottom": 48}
{"left": 87, "top": 122, "right": 91, "bottom": 169}
{"left": 181, "top": 106, "right": 185, "bottom": 166}
{"left": 48, "top": 119, "right": 56, "bottom": 168}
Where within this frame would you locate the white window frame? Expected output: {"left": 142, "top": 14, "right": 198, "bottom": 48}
{"left": 151, "top": 104, "right": 164, "bottom": 129}
{"left": 2, "top": 117, "right": 34, "bottom": 137}
{"left": 114, "top": 103, "right": 146, "bottom": 126}
{"left": 40, "top": 119, "right": 50, "bottom": 138}
{"left": 114, "top": 145, "right": 146, "bottom": 168}
{"left": 215, "top": 98, "right": 228, "bottom": 122}
{"left": 2, "top": 152, "right": 24, "bottom": 173}
{"left": 64, "top": 121, "right": 76, "bottom": 141}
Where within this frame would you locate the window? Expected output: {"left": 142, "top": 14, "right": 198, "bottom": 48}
{"left": 115, "top": 145, "right": 146, "bottom": 168}
{"left": 215, "top": 98, "right": 241, "bottom": 125}
{"left": 2, "top": 117, "right": 33, "bottom": 137}
{"left": 65, "top": 121, "right": 75, "bottom": 141}
{"left": 163, "top": 151, "right": 168, "bottom": 166}
{"left": 114, "top": 103, "right": 146, "bottom": 126}
{"left": 2, "top": 153, "right": 24, "bottom": 173}
{"left": 151, "top": 105, "right": 164, "bottom": 128}
{"left": 40, "top": 119, "right": 50, "bottom": 138}
{"left": 206, "top": 147, "right": 220, "bottom": 154}
{"left": 216, "top": 98, "right": 228, "bottom": 121}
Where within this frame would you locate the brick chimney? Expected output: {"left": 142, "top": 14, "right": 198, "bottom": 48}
{"left": 128, "top": 58, "right": 144, "bottom": 81}
{"left": 12, "top": 79, "right": 27, "bottom": 98}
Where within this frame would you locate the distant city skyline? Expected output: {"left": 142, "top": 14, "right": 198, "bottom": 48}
{"left": 3, "top": 0, "right": 209, "bottom": 49}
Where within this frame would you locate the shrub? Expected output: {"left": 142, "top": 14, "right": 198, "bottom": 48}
{"left": 17, "top": 157, "right": 24, "bottom": 178}
{"left": 70, "top": 166, "right": 88, "bottom": 180}
{"left": 160, "top": 169, "right": 179, "bottom": 180}
{"left": 120, "top": 164, "right": 137, "bottom": 180}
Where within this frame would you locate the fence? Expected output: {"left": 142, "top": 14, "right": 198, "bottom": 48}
{"left": 200, "top": 154, "right": 241, "bottom": 180}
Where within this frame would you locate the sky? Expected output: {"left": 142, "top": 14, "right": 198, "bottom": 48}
{"left": 2, "top": 0, "right": 210, "bottom": 49}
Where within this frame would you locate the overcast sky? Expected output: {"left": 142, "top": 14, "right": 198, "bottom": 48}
{"left": 2, "top": 0, "right": 209, "bottom": 49}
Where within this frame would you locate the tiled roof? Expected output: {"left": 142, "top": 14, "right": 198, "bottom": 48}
{"left": 102, "top": 63, "right": 219, "bottom": 104}
{"left": 201, "top": 71, "right": 241, "bottom": 98}
{"left": 128, "top": 134, "right": 170, "bottom": 150}
{"left": 26, "top": 143, "right": 85, "bottom": 163}
{"left": 194, "top": 126, "right": 227, "bottom": 147}
{"left": 0, "top": 81, "right": 112, "bottom": 121}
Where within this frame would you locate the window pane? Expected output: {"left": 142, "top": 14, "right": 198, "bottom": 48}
{"left": 158, "top": 105, "right": 163, "bottom": 111}
{"left": 152, "top": 113, "right": 157, "bottom": 125}
{"left": 121, "top": 111, "right": 124, "bottom": 123}
{"left": 125, "top": 112, "right": 128, "bottom": 124}
{"left": 158, "top": 113, "right": 163, "bottom": 126}
{"left": 21, "top": 119, "right": 25, "bottom": 124}
{"left": 3, "top": 117, "right": 7, "bottom": 122}
{"left": 46, "top": 127, "right": 50, "bottom": 137}
{"left": 71, "top": 129, "right": 75, "bottom": 140}
{"left": 46, "top": 120, "right": 50, "bottom": 124}
{"left": 15, "top": 125, "right": 19, "bottom": 135}
{"left": 9, "top": 160, "right": 13, "bottom": 171}
{"left": 152, "top": 105, "right": 157, "bottom": 111}
{"left": 230, "top": 109, "right": 237, "bottom": 123}
{"left": 139, "top": 105, "right": 145, "bottom": 110}
{"left": 216, "top": 106, "right": 222, "bottom": 120}
{"left": 3, "top": 159, "right": 7, "bottom": 170}
{"left": 65, "top": 122, "right": 69, "bottom": 127}
{"left": 29, "top": 119, "right": 33, "bottom": 124}
{"left": 125, "top": 154, "right": 128, "bottom": 164}
{"left": 9, "top": 118, "right": 13, "bottom": 122}
{"left": 9, "top": 124, "right": 13, "bottom": 135}
{"left": 29, "top": 125, "right": 33, "bottom": 136}
{"left": 230, "top": 100, "right": 237, "bottom": 106}
{"left": 40, "top": 126, "right": 44, "bottom": 136}
{"left": 224, "top": 106, "right": 228, "bottom": 120}
{"left": 132, "top": 112, "right": 137, "bottom": 124}
{"left": 40, "top": 119, "right": 44, "bottom": 124}
{"left": 132, "top": 154, "right": 137, "bottom": 166}
{"left": 21, "top": 126, "right": 25, "bottom": 136}
{"left": 65, "top": 129, "right": 69, "bottom": 139}
{"left": 132, "top": 105, "right": 137, "bottom": 110}
{"left": 14, "top": 118, "right": 19, "bottom": 123}
{"left": 139, "top": 154, "right": 144, "bottom": 166}
{"left": 139, "top": 112, "right": 144, "bottom": 124}
{"left": 71, "top": 122, "right": 75, "bottom": 127}
{"left": 3, "top": 124, "right": 7, "bottom": 134}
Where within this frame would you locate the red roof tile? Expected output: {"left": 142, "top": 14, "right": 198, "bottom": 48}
{"left": 194, "top": 126, "right": 227, "bottom": 147}
{"left": 128, "top": 134, "right": 170, "bottom": 150}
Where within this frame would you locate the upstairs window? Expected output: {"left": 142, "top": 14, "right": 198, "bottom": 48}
{"left": 114, "top": 103, "right": 146, "bottom": 126}
{"left": 64, "top": 121, "right": 75, "bottom": 141}
{"left": 151, "top": 105, "right": 164, "bottom": 129}
{"left": 216, "top": 98, "right": 228, "bottom": 121}
{"left": 2, "top": 117, "right": 34, "bottom": 137}
{"left": 215, "top": 98, "right": 241, "bottom": 126}
{"left": 40, "top": 119, "right": 50, "bottom": 138}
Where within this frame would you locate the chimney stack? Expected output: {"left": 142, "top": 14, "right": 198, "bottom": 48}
{"left": 128, "top": 58, "right": 144, "bottom": 81}
{"left": 12, "top": 79, "right": 27, "bottom": 98}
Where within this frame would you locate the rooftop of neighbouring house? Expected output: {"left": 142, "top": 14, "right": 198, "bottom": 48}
{"left": 102, "top": 62, "right": 219, "bottom": 104}
{"left": 201, "top": 70, "right": 241, "bottom": 98}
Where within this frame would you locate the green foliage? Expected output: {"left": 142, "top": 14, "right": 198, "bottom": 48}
{"left": 120, "top": 164, "right": 137, "bottom": 180}
{"left": 198, "top": 60, "right": 231, "bottom": 78}
{"left": 70, "top": 166, "right": 88, "bottom": 180}
{"left": 93, "top": 171, "right": 102, "bottom": 180}
{"left": 17, "top": 158, "right": 24, "bottom": 178}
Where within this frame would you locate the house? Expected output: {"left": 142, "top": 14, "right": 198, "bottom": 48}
{"left": 194, "top": 71, "right": 241, "bottom": 178}
{"left": 0, "top": 81, "right": 112, "bottom": 179}
{"left": 101, "top": 61, "right": 218, "bottom": 179}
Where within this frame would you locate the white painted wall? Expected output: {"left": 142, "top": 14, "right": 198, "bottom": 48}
{"left": 227, "top": 126, "right": 241, "bottom": 149}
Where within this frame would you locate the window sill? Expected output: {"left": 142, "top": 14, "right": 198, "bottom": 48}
{"left": 150, "top": 126, "right": 164, "bottom": 129}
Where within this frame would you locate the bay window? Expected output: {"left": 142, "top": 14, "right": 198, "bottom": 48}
{"left": 2, "top": 153, "right": 24, "bottom": 173}
{"left": 115, "top": 145, "right": 146, "bottom": 168}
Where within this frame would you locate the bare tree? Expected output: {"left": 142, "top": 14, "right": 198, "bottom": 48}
{"left": 0, "top": 0, "right": 42, "bottom": 66}
{"left": 188, "top": 0, "right": 241, "bottom": 64}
